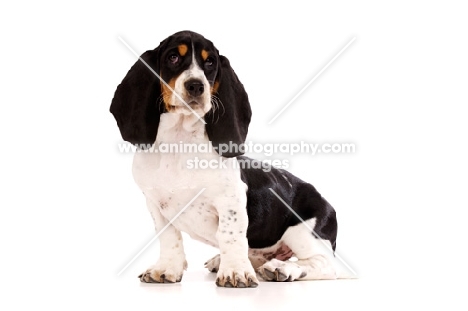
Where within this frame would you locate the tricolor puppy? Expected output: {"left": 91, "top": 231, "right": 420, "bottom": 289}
{"left": 111, "top": 31, "right": 338, "bottom": 288}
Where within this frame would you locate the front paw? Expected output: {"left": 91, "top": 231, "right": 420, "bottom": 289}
{"left": 215, "top": 263, "right": 259, "bottom": 288}
{"left": 139, "top": 259, "right": 187, "bottom": 283}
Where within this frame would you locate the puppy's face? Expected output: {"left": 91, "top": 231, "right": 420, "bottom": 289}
{"left": 159, "top": 32, "right": 220, "bottom": 116}
{"left": 111, "top": 30, "right": 251, "bottom": 156}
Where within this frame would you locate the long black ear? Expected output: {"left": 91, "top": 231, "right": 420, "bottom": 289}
{"left": 110, "top": 48, "right": 162, "bottom": 146}
{"left": 205, "top": 55, "right": 252, "bottom": 157}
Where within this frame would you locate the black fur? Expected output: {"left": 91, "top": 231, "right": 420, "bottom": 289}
{"left": 238, "top": 157, "right": 337, "bottom": 251}
{"left": 205, "top": 55, "right": 251, "bottom": 157}
{"left": 110, "top": 48, "right": 162, "bottom": 146}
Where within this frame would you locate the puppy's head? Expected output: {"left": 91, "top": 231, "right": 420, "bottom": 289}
{"left": 110, "top": 31, "right": 251, "bottom": 157}
{"left": 159, "top": 31, "right": 218, "bottom": 116}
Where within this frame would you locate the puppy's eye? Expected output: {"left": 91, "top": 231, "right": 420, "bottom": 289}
{"left": 169, "top": 54, "right": 179, "bottom": 64}
{"left": 204, "top": 57, "right": 214, "bottom": 69}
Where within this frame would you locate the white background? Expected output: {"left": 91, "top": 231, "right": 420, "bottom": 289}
{"left": 1, "top": 0, "right": 467, "bottom": 310}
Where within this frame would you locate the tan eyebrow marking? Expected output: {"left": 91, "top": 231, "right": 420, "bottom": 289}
{"left": 201, "top": 49, "right": 209, "bottom": 61}
{"left": 178, "top": 44, "right": 188, "bottom": 56}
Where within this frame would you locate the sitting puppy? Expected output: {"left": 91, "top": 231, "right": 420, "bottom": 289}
{"left": 110, "top": 30, "right": 338, "bottom": 288}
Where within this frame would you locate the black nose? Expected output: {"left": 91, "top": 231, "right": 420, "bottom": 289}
{"left": 184, "top": 79, "right": 204, "bottom": 97}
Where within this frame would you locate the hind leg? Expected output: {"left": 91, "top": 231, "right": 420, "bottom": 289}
{"left": 258, "top": 219, "right": 337, "bottom": 281}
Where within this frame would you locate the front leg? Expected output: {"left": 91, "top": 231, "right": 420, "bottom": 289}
{"left": 214, "top": 184, "right": 259, "bottom": 288}
{"left": 139, "top": 197, "right": 187, "bottom": 283}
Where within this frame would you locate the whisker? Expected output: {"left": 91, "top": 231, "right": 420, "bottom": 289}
{"left": 213, "top": 95, "right": 225, "bottom": 115}
{"left": 157, "top": 94, "right": 166, "bottom": 113}
{"left": 210, "top": 95, "right": 225, "bottom": 124}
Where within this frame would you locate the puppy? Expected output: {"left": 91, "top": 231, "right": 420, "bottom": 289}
{"left": 111, "top": 31, "right": 338, "bottom": 288}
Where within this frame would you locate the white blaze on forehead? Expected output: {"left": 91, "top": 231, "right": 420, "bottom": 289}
{"left": 187, "top": 43, "right": 207, "bottom": 80}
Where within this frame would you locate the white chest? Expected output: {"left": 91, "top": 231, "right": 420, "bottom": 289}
{"left": 131, "top": 113, "right": 244, "bottom": 245}
{"left": 132, "top": 113, "right": 239, "bottom": 190}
